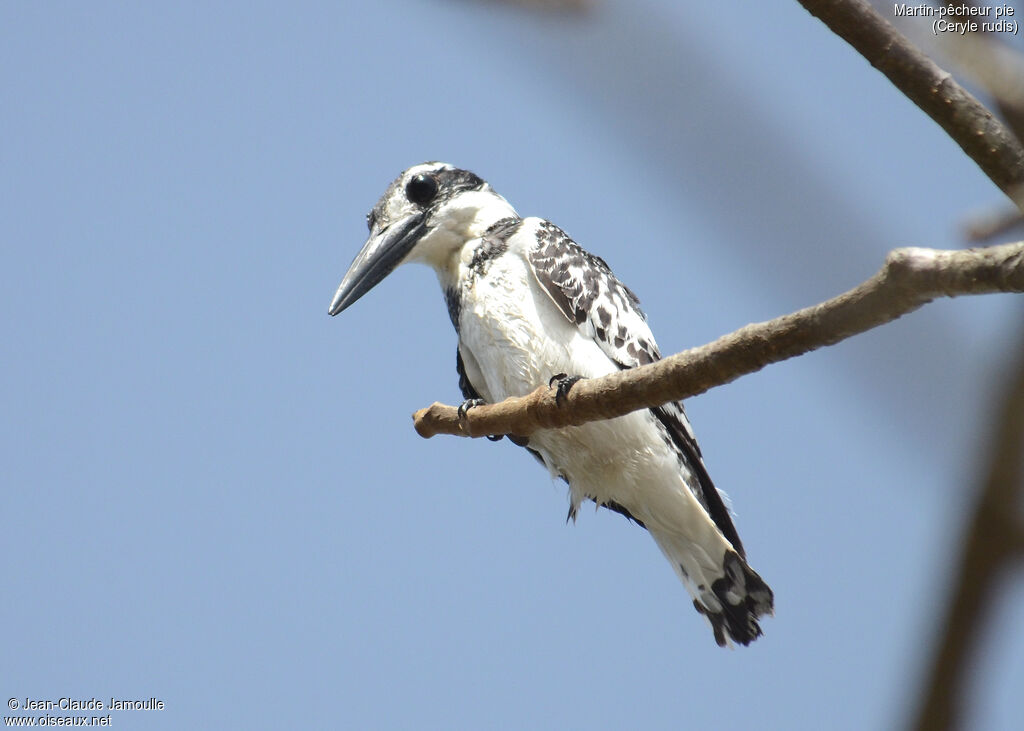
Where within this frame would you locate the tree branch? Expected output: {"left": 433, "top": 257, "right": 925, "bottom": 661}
{"left": 480, "top": 0, "right": 590, "bottom": 11}
{"left": 912, "top": 327, "right": 1024, "bottom": 731}
{"left": 413, "top": 242, "right": 1024, "bottom": 439}
{"left": 795, "top": 0, "right": 1024, "bottom": 211}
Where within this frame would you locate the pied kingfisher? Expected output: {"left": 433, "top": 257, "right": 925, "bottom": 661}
{"left": 328, "top": 162, "right": 773, "bottom": 646}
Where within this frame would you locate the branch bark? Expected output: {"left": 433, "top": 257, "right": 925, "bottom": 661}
{"left": 795, "top": 0, "right": 1024, "bottom": 211}
{"left": 413, "top": 241, "right": 1024, "bottom": 439}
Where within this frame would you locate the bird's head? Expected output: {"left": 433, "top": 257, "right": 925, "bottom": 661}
{"left": 328, "top": 162, "right": 517, "bottom": 316}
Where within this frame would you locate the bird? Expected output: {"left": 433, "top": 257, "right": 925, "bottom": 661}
{"left": 328, "top": 162, "right": 773, "bottom": 646}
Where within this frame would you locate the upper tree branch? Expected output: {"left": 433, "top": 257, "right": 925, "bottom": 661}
{"left": 796, "top": 0, "right": 1024, "bottom": 210}
{"left": 413, "top": 242, "right": 1024, "bottom": 439}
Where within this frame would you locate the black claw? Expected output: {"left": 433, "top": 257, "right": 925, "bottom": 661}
{"left": 458, "top": 398, "right": 505, "bottom": 441}
{"left": 457, "top": 398, "right": 486, "bottom": 421}
{"left": 549, "top": 373, "right": 583, "bottom": 406}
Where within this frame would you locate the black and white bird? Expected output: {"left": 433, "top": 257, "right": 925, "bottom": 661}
{"left": 328, "top": 162, "right": 773, "bottom": 646}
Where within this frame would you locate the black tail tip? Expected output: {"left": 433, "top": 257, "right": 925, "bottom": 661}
{"left": 695, "top": 551, "right": 774, "bottom": 647}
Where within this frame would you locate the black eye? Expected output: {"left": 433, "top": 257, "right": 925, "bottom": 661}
{"left": 405, "top": 173, "right": 438, "bottom": 206}
{"left": 366, "top": 210, "right": 377, "bottom": 231}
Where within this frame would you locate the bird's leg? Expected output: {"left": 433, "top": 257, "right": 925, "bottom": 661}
{"left": 548, "top": 373, "right": 584, "bottom": 406}
{"left": 457, "top": 398, "right": 504, "bottom": 441}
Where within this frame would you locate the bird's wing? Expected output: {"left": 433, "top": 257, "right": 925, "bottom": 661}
{"left": 525, "top": 220, "right": 745, "bottom": 556}
{"left": 527, "top": 220, "right": 659, "bottom": 368}
{"left": 455, "top": 346, "right": 485, "bottom": 404}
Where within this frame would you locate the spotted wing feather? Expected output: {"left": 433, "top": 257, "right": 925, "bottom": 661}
{"left": 528, "top": 221, "right": 658, "bottom": 367}
{"left": 526, "top": 221, "right": 744, "bottom": 555}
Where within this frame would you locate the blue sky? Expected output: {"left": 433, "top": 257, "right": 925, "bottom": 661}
{"left": 3, "top": 2, "right": 1022, "bottom": 729}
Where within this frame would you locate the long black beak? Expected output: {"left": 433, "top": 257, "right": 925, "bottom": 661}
{"left": 328, "top": 211, "right": 428, "bottom": 316}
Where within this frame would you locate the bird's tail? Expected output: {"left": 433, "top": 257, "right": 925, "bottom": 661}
{"left": 649, "top": 528, "right": 774, "bottom": 647}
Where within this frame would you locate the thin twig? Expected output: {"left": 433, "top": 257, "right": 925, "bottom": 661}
{"left": 964, "top": 207, "right": 1024, "bottom": 243}
{"left": 413, "top": 242, "right": 1024, "bottom": 439}
{"left": 796, "top": 0, "right": 1024, "bottom": 211}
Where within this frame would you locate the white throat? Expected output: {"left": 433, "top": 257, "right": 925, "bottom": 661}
{"left": 406, "top": 189, "right": 518, "bottom": 273}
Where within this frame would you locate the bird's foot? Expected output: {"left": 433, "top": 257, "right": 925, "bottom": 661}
{"left": 457, "top": 398, "right": 486, "bottom": 421}
{"left": 548, "top": 373, "right": 583, "bottom": 406}
{"left": 458, "top": 398, "right": 504, "bottom": 441}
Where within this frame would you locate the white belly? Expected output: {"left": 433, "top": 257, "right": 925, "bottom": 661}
{"left": 456, "top": 253, "right": 698, "bottom": 525}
